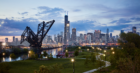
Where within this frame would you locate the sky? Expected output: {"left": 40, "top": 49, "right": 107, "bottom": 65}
{"left": 0, "top": 0, "right": 140, "bottom": 42}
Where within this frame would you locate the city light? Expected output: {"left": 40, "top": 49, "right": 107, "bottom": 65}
{"left": 79, "top": 47, "right": 81, "bottom": 49}
{"left": 104, "top": 50, "right": 106, "bottom": 53}
{"left": 87, "top": 48, "right": 89, "bottom": 51}
{"left": 2, "top": 42, "right": 6, "bottom": 46}
{"left": 111, "top": 47, "right": 114, "bottom": 50}
{"left": 71, "top": 58, "right": 74, "bottom": 62}
{"left": 66, "top": 50, "right": 68, "bottom": 52}
{"left": 112, "top": 51, "right": 115, "bottom": 54}
{"left": 3, "top": 53, "right": 5, "bottom": 56}
{"left": 28, "top": 51, "right": 31, "bottom": 54}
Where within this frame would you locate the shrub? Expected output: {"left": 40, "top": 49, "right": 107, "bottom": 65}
{"left": 34, "top": 64, "right": 63, "bottom": 73}
{"left": 43, "top": 51, "right": 48, "bottom": 57}
{"left": 74, "top": 50, "right": 79, "bottom": 57}
{"left": 10, "top": 53, "right": 16, "bottom": 60}
{"left": 28, "top": 50, "right": 35, "bottom": 59}
{"left": 65, "top": 52, "right": 68, "bottom": 58}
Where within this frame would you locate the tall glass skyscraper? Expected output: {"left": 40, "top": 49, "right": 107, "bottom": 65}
{"left": 64, "top": 12, "right": 70, "bottom": 45}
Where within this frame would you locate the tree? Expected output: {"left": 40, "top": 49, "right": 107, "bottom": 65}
{"left": 28, "top": 50, "right": 35, "bottom": 59}
{"left": 40, "top": 54, "right": 43, "bottom": 59}
{"left": 48, "top": 53, "right": 53, "bottom": 60}
{"left": 91, "top": 53, "right": 96, "bottom": 64}
{"left": 10, "top": 53, "right": 16, "bottom": 60}
{"left": 84, "top": 55, "right": 90, "bottom": 67}
{"left": 65, "top": 52, "right": 68, "bottom": 58}
{"left": 35, "top": 54, "right": 38, "bottom": 59}
{"left": 43, "top": 51, "right": 48, "bottom": 57}
{"left": 74, "top": 50, "right": 79, "bottom": 57}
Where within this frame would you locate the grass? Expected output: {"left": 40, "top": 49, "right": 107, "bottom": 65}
{"left": 0, "top": 58, "right": 105, "bottom": 73}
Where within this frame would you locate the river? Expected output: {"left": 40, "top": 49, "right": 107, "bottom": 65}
{"left": 0, "top": 47, "right": 64, "bottom": 62}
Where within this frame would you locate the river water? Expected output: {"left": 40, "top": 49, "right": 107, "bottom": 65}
{"left": 0, "top": 47, "right": 64, "bottom": 62}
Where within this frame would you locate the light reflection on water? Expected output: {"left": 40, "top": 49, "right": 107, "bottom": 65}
{"left": 1, "top": 47, "right": 63, "bottom": 62}
{"left": 41, "top": 48, "right": 63, "bottom": 58}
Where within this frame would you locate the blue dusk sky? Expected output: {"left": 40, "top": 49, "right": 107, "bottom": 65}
{"left": 0, "top": 0, "right": 140, "bottom": 41}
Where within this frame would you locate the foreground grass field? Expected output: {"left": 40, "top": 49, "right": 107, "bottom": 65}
{"left": 2, "top": 58, "right": 104, "bottom": 73}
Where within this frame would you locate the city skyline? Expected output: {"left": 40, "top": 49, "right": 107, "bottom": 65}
{"left": 0, "top": 0, "right": 140, "bottom": 42}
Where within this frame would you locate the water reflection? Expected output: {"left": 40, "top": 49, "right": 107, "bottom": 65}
{"left": 41, "top": 47, "right": 64, "bottom": 58}
{"left": 1, "top": 47, "right": 63, "bottom": 62}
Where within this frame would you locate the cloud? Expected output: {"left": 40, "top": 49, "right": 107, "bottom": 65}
{"left": 0, "top": 18, "right": 40, "bottom": 36}
{"left": 73, "top": 9, "right": 81, "bottom": 12}
{"left": 18, "top": 12, "right": 28, "bottom": 15}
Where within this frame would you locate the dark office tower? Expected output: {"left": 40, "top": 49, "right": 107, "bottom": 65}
{"left": 13, "top": 36, "right": 15, "bottom": 42}
{"left": 121, "top": 30, "right": 124, "bottom": 34}
{"left": 72, "top": 28, "right": 76, "bottom": 41}
{"left": 16, "top": 38, "right": 18, "bottom": 42}
{"left": 132, "top": 26, "right": 136, "bottom": 33}
{"left": 106, "top": 28, "right": 109, "bottom": 43}
{"left": 5, "top": 38, "right": 8, "bottom": 42}
{"left": 64, "top": 12, "right": 70, "bottom": 45}
{"left": 110, "top": 33, "right": 112, "bottom": 38}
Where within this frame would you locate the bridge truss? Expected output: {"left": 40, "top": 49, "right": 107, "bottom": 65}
{"left": 20, "top": 20, "right": 55, "bottom": 48}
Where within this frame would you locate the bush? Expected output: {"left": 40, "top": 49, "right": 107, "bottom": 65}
{"left": 10, "top": 53, "right": 16, "bottom": 60}
{"left": 22, "top": 49, "right": 28, "bottom": 53}
{"left": 34, "top": 64, "right": 63, "bottom": 73}
{"left": 43, "top": 51, "right": 48, "bottom": 57}
{"left": 35, "top": 54, "right": 38, "bottom": 59}
{"left": 91, "top": 53, "right": 96, "bottom": 64}
{"left": 65, "top": 52, "right": 68, "bottom": 58}
{"left": 40, "top": 54, "right": 43, "bottom": 59}
{"left": 48, "top": 53, "right": 53, "bottom": 60}
{"left": 84, "top": 55, "right": 90, "bottom": 67}
{"left": 74, "top": 50, "right": 79, "bottom": 57}
{"left": 28, "top": 50, "right": 35, "bottom": 59}
{"left": 21, "top": 55, "right": 27, "bottom": 60}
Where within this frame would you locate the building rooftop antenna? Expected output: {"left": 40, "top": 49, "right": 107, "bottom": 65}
{"left": 67, "top": 11, "right": 68, "bottom": 15}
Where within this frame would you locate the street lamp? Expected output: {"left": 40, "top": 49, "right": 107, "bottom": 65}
{"left": 28, "top": 50, "right": 31, "bottom": 54}
{"left": 79, "top": 47, "right": 81, "bottom": 49}
{"left": 87, "top": 48, "right": 89, "bottom": 51}
{"left": 111, "top": 47, "right": 114, "bottom": 50}
{"left": 66, "top": 50, "right": 68, "bottom": 52}
{"left": 3, "top": 53, "right": 5, "bottom": 56}
{"left": 71, "top": 58, "right": 75, "bottom": 73}
{"left": 112, "top": 51, "right": 115, "bottom": 54}
{"left": 92, "top": 47, "right": 94, "bottom": 49}
{"left": 103, "top": 54, "right": 106, "bottom": 61}
{"left": 104, "top": 50, "right": 106, "bottom": 53}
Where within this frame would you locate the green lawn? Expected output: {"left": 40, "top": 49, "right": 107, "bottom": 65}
{"left": 1, "top": 58, "right": 104, "bottom": 73}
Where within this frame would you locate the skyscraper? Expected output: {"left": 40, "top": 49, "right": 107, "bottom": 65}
{"left": 106, "top": 28, "right": 109, "bottom": 43}
{"left": 132, "top": 26, "right": 136, "bottom": 33}
{"left": 5, "top": 38, "right": 8, "bottom": 42}
{"left": 64, "top": 12, "right": 70, "bottom": 45}
{"left": 16, "top": 38, "right": 18, "bottom": 42}
{"left": 87, "top": 34, "right": 91, "bottom": 44}
{"left": 110, "top": 33, "right": 112, "bottom": 38}
{"left": 13, "top": 36, "right": 15, "bottom": 42}
{"left": 72, "top": 28, "right": 76, "bottom": 41}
